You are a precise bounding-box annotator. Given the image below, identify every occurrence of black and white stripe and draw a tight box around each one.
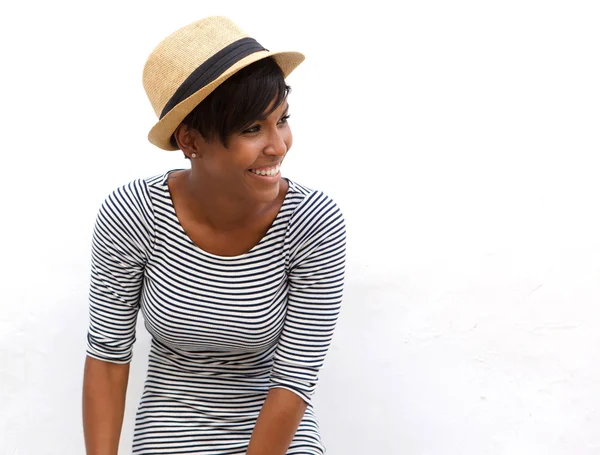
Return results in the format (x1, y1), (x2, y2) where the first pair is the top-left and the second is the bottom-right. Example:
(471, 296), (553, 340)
(86, 170), (346, 454)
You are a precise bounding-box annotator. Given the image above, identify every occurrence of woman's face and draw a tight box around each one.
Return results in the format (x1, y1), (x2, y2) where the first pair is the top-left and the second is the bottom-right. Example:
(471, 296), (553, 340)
(192, 99), (292, 204)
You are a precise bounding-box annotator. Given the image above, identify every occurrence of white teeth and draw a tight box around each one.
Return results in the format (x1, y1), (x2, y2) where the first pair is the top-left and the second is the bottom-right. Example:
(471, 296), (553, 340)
(250, 164), (280, 176)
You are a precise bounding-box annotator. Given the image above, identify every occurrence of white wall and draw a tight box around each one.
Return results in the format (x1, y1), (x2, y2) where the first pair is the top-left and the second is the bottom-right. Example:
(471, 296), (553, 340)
(1, 1), (599, 454)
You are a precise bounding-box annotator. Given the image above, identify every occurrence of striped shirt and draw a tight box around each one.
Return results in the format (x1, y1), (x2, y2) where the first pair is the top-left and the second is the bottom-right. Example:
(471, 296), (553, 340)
(86, 170), (346, 454)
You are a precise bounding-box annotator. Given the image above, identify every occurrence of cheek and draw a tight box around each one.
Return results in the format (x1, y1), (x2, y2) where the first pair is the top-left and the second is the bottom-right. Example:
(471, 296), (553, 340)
(228, 143), (262, 171)
(204, 150), (241, 176)
(284, 129), (293, 151)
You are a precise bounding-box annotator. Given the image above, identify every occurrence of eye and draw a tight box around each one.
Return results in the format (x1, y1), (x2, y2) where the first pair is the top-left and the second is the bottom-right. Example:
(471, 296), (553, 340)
(241, 114), (290, 134)
(242, 125), (260, 134)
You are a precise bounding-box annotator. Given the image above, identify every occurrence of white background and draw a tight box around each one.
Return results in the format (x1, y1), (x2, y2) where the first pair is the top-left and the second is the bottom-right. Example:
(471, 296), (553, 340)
(1, 1), (599, 454)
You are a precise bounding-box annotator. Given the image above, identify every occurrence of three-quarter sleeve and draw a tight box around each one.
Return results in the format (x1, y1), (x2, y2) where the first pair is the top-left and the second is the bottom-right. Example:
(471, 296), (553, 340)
(86, 179), (155, 364)
(270, 191), (347, 403)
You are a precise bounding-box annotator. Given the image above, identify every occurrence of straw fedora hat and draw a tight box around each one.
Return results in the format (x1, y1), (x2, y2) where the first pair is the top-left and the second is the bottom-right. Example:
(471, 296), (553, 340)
(143, 16), (305, 151)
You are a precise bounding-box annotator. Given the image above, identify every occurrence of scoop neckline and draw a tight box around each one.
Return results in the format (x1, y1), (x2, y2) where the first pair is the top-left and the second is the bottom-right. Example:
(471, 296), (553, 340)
(160, 168), (292, 260)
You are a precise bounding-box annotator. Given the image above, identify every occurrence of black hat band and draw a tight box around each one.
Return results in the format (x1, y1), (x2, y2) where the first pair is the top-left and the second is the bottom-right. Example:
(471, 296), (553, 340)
(160, 37), (267, 119)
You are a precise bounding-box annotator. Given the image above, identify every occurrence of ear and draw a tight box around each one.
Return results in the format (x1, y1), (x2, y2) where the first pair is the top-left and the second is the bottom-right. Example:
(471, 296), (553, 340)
(173, 124), (203, 159)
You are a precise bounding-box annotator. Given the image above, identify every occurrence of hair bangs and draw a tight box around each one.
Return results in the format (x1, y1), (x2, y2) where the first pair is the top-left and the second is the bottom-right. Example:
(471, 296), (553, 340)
(173, 58), (290, 149)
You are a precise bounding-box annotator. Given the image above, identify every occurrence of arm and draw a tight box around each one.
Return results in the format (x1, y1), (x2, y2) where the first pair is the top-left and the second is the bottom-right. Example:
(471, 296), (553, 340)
(245, 388), (307, 455)
(82, 180), (154, 454)
(82, 357), (130, 455)
(247, 191), (346, 454)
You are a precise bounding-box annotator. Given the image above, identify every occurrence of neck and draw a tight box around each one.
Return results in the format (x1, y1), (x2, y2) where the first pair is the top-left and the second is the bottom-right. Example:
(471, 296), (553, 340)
(180, 168), (272, 231)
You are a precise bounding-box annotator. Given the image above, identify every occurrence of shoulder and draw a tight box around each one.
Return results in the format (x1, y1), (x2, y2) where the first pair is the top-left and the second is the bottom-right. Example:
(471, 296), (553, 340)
(95, 173), (168, 236)
(92, 174), (166, 258)
(284, 178), (346, 248)
(286, 178), (344, 224)
(100, 178), (152, 220)
(99, 170), (172, 216)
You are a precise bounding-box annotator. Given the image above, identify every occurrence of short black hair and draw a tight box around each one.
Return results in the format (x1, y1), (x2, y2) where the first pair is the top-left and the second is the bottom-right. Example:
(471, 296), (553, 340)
(171, 57), (290, 149)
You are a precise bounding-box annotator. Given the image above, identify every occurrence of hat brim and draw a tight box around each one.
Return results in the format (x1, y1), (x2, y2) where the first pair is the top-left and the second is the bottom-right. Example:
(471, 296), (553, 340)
(148, 50), (305, 151)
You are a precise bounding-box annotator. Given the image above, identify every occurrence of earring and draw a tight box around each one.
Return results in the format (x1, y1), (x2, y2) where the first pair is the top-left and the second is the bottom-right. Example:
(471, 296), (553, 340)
(191, 153), (197, 159)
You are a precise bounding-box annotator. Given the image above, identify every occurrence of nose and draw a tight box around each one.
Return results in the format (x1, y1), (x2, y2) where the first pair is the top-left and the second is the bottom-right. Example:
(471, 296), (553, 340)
(263, 127), (289, 157)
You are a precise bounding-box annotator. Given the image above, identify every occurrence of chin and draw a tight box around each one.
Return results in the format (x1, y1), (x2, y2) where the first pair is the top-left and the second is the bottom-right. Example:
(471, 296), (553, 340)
(245, 171), (282, 202)
(253, 183), (281, 204)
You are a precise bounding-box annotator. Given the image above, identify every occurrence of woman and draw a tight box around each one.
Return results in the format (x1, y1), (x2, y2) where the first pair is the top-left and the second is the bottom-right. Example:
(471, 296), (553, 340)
(82, 16), (346, 455)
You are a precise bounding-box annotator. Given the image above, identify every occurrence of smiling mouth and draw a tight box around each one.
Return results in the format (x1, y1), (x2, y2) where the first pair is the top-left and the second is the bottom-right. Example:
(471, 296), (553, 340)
(248, 163), (281, 177)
